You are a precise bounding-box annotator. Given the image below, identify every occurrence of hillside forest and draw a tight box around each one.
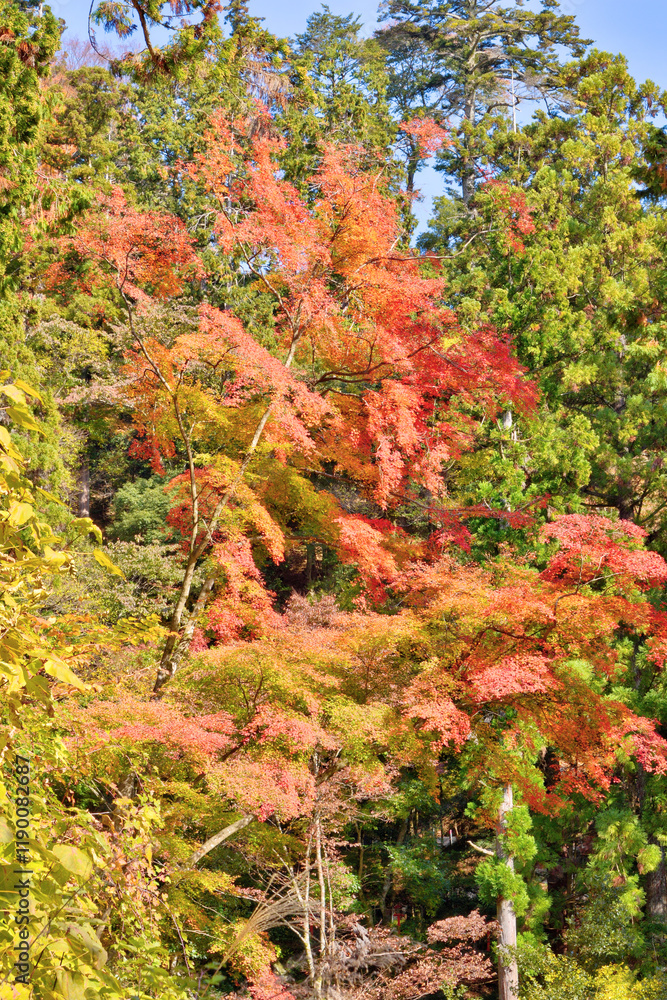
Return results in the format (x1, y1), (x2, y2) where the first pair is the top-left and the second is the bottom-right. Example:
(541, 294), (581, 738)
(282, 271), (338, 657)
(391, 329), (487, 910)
(6, 1), (667, 998)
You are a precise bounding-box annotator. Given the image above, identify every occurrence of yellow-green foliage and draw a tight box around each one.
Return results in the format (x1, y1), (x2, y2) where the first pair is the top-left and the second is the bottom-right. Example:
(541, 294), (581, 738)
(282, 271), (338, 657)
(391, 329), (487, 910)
(0, 403), (190, 999)
(522, 953), (667, 1000)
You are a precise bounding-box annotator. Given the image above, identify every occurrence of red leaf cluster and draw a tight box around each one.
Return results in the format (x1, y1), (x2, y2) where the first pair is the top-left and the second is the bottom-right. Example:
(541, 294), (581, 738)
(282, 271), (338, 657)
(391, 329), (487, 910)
(540, 514), (667, 590)
(45, 187), (201, 306)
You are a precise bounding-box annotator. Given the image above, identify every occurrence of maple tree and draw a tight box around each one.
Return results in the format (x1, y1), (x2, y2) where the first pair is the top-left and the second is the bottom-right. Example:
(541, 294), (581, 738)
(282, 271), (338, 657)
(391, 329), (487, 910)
(386, 512), (667, 997)
(50, 106), (533, 693)
(9, 7), (667, 999)
(54, 501), (667, 995)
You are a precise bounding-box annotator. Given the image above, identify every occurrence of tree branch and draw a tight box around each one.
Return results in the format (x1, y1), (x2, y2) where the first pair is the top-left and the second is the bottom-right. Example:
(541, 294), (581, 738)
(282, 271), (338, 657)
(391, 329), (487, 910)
(468, 840), (495, 857)
(188, 815), (255, 867)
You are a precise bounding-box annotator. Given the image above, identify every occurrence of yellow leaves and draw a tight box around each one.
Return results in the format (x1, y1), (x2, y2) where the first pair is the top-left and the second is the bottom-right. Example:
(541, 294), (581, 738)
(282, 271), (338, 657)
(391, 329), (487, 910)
(0, 984), (32, 1000)
(0, 379), (43, 422)
(93, 548), (125, 578)
(52, 844), (94, 879)
(0, 421), (166, 720)
(40, 546), (69, 569)
(0, 384), (29, 405)
(43, 658), (86, 692)
(5, 405), (40, 433)
(65, 924), (108, 970)
(69, 517), (102, 543)
(6, 501), (33, 527)
(590, 964), (666, 1000)
(55, 969), (86, 1000)
(521, 954), (663, 999)
(0, 426), (13, 452)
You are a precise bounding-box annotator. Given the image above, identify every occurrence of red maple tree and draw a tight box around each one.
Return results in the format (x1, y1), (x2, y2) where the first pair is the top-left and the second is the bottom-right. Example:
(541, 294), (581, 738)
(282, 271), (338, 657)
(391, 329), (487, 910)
(45, 109), (534, 689)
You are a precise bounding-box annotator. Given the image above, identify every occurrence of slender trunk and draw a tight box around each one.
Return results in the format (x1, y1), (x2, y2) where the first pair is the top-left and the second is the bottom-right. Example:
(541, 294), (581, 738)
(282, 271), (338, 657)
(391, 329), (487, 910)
(78, 463), (90, 518)
(154, 572), (215, 692)
(303, 831), (321, 999)
(154, 328), (299, 691)
(496, 784), (519, 1000)
(646, 843), (667, 920)
(187, 814), (254, 867)
(380, 814), (409, 922)
(326, 852), (336, 996)
(315, 817), (330, 998)
(636, 760), (667, 920)
(356, 824), (364, 888)
(461, 80), (477, 207)
(153, 403), (274, 692)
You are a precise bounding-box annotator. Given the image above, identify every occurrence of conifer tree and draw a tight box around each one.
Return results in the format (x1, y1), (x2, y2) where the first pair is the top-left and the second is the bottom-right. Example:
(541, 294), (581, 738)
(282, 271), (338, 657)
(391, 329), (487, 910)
(377, 0), (589, 202)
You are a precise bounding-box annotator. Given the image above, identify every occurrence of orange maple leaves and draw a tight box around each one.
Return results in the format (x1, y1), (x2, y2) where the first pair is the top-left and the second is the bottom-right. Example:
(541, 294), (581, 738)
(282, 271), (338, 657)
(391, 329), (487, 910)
(45, 187), (202, 306)
(188, 111), (534, 509)
(391, 514), (667, 808)
(44, 109), (667, 817)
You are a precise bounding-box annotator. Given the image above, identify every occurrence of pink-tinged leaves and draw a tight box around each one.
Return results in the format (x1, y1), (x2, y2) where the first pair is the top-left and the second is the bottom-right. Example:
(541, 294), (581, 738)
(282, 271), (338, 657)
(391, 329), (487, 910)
(541, 514), (667, 590)
(468, 655), (560, 702)
(400, 117), (450, 157)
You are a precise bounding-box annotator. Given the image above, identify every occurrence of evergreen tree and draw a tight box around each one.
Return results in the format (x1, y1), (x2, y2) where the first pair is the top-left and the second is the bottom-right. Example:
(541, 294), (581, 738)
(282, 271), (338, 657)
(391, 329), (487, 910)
(0, 1), (71, 490)
(422, 52), (667, 550)
(377, 0), (589, 203)
(280, 6), (398, 193)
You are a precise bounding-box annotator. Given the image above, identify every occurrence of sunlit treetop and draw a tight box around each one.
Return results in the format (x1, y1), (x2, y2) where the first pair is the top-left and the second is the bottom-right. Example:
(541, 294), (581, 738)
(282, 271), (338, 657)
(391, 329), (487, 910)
(88, 0), (231, 79)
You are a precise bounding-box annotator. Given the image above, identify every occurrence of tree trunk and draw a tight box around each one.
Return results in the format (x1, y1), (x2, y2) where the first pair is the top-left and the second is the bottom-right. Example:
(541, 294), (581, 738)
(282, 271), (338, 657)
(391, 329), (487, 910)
(380, 814), (409, 922)
(645, 841), (667, 920)
(461, 79), (477, 207)
(496, 784), (519, 1000)
(635, 760), (667, 921)
(187, 814), (254, 867)
(78, 462), (90, 518)
(154, 572), (216, 693)
(153, 388), (277, 692)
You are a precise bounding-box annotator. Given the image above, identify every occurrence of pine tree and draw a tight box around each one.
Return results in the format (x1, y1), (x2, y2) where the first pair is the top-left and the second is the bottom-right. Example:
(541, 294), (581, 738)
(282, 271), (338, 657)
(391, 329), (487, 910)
(377, 0), (588, 203)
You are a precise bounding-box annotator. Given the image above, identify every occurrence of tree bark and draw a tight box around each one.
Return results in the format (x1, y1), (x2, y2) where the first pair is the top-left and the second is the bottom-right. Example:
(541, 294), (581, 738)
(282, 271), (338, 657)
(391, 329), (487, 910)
(153, 572), (216, 692)
(496, 784), (519, 1000)
(635, 760), (667, 921)
(380, 814), (409, 922)
(153, 362), (282, 692)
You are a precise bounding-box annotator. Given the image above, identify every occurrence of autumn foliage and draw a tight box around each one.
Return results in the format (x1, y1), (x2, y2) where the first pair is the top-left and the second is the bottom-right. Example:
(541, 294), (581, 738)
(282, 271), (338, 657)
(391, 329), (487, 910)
(18, 73), (667, 1000)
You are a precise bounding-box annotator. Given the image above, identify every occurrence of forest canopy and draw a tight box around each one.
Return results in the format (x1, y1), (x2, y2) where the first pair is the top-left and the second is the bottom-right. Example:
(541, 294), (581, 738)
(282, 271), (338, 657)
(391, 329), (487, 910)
(3, 2), (667, 999)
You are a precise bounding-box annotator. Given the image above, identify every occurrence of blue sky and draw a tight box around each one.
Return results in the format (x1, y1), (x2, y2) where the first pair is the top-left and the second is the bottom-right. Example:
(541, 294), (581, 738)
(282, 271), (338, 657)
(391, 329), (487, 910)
(55, 0), (667, 87)
(52, 0), (667, 229)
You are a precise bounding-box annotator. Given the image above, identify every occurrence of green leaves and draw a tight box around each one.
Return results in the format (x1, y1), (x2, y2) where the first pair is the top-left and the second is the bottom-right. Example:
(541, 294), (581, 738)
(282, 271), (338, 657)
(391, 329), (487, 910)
(89, 0), (224, 81)
(475, 856), (531, 917)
